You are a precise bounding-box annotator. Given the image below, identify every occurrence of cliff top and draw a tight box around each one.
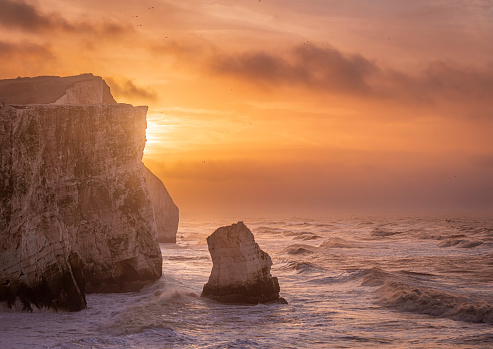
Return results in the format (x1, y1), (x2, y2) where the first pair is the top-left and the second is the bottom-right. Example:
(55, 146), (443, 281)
(0, 74), (117, 105)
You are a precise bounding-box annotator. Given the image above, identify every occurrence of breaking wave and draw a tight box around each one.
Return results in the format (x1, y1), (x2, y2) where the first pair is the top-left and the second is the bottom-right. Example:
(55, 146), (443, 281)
(354, 268), (493, 324)
(375, 281), (493, 324)
(100, 288), (197, 336)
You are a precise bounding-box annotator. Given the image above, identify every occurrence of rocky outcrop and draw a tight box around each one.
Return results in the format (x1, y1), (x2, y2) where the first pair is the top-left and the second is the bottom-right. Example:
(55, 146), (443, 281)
(144, 167), (179, 243)
(0, 75), (163, 311)
(201, 221), (286, 304)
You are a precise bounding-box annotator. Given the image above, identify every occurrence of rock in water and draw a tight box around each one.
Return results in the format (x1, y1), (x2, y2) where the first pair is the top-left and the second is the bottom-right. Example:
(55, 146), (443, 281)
(0, 74), (167, 311)
(144, 166), (179, 243)
(201, 221), (286, 304)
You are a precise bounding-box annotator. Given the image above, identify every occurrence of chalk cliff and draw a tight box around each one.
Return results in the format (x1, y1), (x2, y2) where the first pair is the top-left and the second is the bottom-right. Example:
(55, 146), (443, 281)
(201, 221), (286, 304)
(144, 167), (179, 243)
(0, 73), (116, 105)
(0, 74), (169, 311)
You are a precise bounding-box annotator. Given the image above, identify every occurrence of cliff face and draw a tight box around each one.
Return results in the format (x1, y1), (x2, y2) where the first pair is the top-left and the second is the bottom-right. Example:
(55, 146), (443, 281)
(144, 166), (179, 243)
(0, 75), (165, 311)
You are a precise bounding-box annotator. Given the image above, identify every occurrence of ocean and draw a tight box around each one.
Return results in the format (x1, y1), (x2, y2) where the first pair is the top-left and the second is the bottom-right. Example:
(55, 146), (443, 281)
(1, 216), (492, 348)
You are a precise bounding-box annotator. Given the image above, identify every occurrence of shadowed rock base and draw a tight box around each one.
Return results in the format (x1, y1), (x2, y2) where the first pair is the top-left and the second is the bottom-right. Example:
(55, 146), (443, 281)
(202, 277), (287, 304)
(0, 251), (86, 312)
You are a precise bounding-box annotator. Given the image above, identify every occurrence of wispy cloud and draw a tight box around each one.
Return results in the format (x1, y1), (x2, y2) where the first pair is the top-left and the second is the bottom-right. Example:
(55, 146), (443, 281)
(105, 77), (157, 102)
(0, 0), (133, 35)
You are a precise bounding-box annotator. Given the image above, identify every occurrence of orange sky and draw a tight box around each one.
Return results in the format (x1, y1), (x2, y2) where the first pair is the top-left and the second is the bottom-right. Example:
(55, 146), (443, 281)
(1, 0), (492, 217)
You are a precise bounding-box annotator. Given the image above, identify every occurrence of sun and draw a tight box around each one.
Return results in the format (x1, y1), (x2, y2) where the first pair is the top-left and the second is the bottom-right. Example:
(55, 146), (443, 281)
(144, 113), (172, 155)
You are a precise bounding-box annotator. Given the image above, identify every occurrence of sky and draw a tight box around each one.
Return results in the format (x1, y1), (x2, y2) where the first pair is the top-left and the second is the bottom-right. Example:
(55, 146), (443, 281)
(1, 0), (492, 218)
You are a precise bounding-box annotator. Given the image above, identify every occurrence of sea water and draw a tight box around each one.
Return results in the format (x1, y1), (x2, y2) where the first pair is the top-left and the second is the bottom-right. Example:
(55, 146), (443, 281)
(1, 216), (492, 348)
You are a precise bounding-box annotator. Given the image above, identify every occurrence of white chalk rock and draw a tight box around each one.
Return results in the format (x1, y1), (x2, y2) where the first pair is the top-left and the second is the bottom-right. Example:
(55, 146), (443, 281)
(0, 75), (164, 311)
(144, 166), (179, 243)
(202, 221), (286, 304)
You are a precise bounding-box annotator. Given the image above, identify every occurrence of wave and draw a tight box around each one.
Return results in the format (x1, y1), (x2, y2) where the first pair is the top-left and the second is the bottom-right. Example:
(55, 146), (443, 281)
(375, 281), (493, 324)
(356, 268), (393, 286)
(319, 237), (359, 249)
(292, 233), (322, 241)
(307, 269), (386, 285)
(438, 239), (483, 248)
(418, 233), (467, 240)
(279, 261), (323, 274)
(371, 228), (405, 237)
(99, 288), (197, 336)
(255, 226), (283, 235)
(351, 267), (493, 324)
(283, 244), (315, 255)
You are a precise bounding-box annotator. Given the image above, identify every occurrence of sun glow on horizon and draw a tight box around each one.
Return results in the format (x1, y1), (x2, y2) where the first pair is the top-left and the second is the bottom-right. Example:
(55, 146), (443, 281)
(1, 0), (491, 216)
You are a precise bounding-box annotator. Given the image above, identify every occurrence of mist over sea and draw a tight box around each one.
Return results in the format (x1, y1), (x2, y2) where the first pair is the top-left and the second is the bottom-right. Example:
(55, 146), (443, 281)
(1, 215), (492, 348)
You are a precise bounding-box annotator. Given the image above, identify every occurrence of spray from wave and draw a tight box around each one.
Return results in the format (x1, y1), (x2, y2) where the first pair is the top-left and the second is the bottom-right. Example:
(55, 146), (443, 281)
(99, 286), (197, 336)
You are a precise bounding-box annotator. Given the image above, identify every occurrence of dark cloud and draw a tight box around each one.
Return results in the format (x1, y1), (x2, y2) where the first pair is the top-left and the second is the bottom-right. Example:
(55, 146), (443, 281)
(420, 61), (493, 103)
(0, 0), (133, 35)
(106, 78), (157, 102)
(210, 43), (379, 94)
(376, 60), (493, 117)
(205, 42), (493, 116)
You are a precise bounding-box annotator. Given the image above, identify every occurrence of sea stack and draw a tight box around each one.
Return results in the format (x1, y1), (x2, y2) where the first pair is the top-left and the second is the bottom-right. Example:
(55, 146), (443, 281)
(201, 221), (286, 304)
(0, 74), (174, 311)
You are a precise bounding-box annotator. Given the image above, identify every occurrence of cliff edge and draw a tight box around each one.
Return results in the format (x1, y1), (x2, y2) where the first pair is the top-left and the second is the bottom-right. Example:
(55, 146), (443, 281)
(0, 73), (116, 105)
(0, 74), (171, 311)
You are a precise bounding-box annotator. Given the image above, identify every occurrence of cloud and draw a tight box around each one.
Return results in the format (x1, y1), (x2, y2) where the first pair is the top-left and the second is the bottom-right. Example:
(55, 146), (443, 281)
(0, 0), (133, 35)
(0, 40), (55, 77)
(420, 61), (493, 103)
(202, 42), (493, 117)
(0, 40), (52, 58)
(375, 60), (493, 117)
(209, 43), (379, 94)
(105, 77), (157, 102)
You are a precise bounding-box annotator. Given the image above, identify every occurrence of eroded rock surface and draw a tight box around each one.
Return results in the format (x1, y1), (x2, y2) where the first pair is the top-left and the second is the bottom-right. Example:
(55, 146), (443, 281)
(144, 166), (179, 243)
(201, 221), (286, 304)
(0, 75), (163, 311)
